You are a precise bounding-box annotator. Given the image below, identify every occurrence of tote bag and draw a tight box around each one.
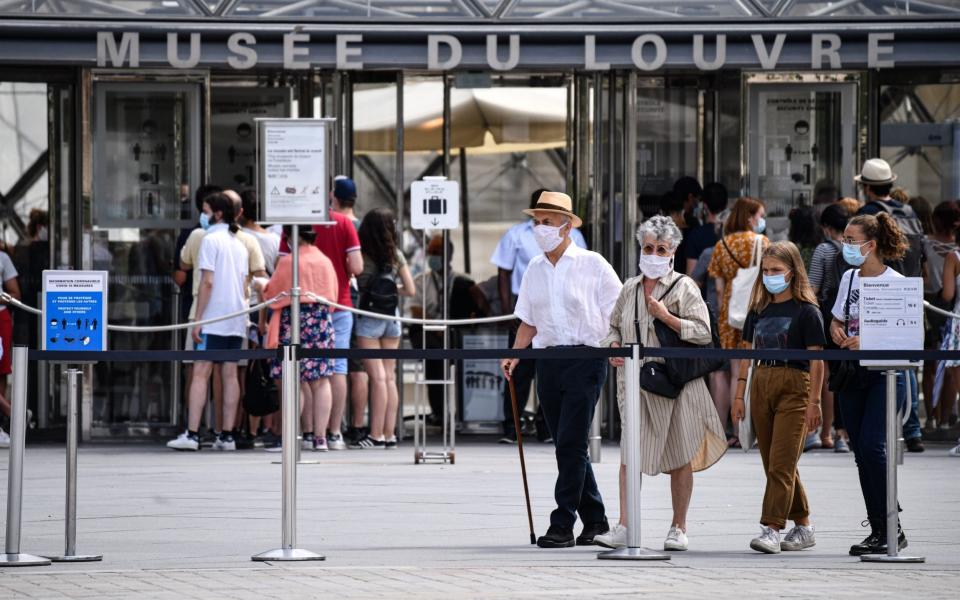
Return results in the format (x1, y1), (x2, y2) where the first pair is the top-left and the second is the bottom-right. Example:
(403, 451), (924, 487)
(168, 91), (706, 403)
(726, 235), (763, 330)
(738, 333), (757, 452)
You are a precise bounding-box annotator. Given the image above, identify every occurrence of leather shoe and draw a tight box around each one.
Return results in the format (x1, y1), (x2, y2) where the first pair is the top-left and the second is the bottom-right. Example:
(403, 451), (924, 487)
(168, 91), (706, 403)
(576, 519), (610, 546)
(537, 524), (575, 548)
(905, 437), (925, 453)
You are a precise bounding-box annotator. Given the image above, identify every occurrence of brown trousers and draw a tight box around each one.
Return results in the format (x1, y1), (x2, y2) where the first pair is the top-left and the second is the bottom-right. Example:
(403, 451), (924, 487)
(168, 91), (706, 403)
(751, 366), (811, 530)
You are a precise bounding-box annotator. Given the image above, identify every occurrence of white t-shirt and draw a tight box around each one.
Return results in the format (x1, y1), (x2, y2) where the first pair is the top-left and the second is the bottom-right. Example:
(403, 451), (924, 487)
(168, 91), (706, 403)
(245, 227), (281, 276)
(0, 251), (17, 313)
(831, 267), (904, 337)
(197, 224), (250, 338)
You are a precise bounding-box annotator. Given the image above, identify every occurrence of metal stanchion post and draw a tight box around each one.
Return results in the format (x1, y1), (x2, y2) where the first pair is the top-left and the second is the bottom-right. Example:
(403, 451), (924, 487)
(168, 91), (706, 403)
(862, 369), (924, 564)
(44, 369), (101, 562)
(253, 225), (323, 562)
(588, 405), (602, 464)
(1, 346), (51, 567)
(598, 344), (669, 561)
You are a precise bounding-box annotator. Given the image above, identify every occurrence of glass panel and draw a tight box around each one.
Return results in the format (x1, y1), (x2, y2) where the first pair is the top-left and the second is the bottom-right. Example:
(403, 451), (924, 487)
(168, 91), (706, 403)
(0, 83), (47, 246)
(210, 87), (292, 189)
(880, 83), (960, 203)
(503, 0), (751, 18)
(4, 0), (202, 16)
(228, 0), (474, 18)
(751, 88), (846, 218)
(353, 81), (399, 216)
(91, 82), (200, 430)
(635, 86), (700, 219)
(781, 0), (960, 17)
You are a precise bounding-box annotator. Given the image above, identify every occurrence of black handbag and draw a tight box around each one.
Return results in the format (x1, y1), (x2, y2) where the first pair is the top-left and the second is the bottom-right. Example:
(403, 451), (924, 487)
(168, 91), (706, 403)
(635, 276), (725, 394)
(639, 361), (682, 399)
(828, 269), (867, 393)
(243, 357), (280, 417)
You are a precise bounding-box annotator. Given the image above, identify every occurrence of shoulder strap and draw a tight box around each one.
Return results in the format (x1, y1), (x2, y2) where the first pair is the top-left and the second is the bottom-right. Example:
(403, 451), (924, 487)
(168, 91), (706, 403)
(751, 235), (764, 266)
(721, 236), (746, 269)
(843, 269), (859, 328)
(657, 275), (686, 302)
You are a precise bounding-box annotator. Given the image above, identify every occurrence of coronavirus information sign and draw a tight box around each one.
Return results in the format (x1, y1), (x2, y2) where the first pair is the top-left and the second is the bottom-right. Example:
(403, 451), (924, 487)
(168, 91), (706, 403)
(41, 270), (109, 352)
(257, 118), (335, 225)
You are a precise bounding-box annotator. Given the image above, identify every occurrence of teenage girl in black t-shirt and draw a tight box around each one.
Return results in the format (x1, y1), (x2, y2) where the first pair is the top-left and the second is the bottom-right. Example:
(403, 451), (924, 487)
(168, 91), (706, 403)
(733, 241), (825, 554)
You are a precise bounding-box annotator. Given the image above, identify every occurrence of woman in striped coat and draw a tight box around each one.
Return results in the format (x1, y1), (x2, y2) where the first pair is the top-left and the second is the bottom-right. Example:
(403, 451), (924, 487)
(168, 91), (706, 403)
(594, 216), (727, 552)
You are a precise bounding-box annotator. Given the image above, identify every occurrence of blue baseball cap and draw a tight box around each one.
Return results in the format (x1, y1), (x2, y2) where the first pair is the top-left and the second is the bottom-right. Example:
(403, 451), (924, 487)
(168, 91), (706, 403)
(333, 177), (357, 201)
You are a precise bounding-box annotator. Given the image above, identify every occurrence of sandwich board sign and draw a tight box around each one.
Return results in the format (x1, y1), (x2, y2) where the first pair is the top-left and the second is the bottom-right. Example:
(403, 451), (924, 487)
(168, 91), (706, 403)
(42, 270), (108, 352)
(411, 176), (460, 230)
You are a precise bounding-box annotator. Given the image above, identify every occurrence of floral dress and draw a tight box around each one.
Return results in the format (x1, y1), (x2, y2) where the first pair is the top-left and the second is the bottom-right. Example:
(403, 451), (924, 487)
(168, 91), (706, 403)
(269, 303), (335, 381)
(707, 231), (769, 349)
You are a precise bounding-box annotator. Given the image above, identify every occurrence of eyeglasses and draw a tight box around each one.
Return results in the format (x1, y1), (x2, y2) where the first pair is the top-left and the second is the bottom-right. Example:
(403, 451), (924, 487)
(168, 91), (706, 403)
(641, 244), (673, 256)
(841, 238), (870, 245)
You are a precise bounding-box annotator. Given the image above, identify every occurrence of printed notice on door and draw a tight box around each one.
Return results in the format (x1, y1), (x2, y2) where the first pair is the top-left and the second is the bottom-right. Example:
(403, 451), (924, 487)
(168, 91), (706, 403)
(859, 276), (923, 367)
(257, 119), (333, 224)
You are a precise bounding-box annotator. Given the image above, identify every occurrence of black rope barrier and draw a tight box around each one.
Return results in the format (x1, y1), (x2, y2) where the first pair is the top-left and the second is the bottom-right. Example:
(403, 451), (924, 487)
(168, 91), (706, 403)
(23, 346), (960, 363)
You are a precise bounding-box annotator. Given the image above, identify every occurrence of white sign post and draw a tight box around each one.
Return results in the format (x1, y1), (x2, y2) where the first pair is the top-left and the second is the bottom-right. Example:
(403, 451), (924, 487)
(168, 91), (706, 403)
(411, 176), (460, 230)
(256, 118), (334, 225)
(859, 276), (923, 368)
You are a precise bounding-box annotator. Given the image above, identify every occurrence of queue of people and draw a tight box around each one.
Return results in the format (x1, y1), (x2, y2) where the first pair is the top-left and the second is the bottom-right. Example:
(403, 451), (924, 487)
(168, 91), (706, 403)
(501, 158), (945, 556)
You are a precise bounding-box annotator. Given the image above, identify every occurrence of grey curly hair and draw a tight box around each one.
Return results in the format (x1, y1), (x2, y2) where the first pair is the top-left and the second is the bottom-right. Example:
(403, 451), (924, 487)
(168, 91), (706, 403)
(636, 215), (683, 250)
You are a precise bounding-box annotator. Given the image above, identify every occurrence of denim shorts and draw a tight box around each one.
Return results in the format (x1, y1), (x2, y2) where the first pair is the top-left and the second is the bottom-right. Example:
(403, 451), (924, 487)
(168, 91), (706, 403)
(355, 313), (401, 339)
(331, 310), (353, 375)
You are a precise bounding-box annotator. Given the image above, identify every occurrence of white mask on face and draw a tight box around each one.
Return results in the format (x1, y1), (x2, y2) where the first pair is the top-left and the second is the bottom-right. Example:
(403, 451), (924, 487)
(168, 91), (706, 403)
(533, 223), (565, 253)
(639, 254), (673, 279)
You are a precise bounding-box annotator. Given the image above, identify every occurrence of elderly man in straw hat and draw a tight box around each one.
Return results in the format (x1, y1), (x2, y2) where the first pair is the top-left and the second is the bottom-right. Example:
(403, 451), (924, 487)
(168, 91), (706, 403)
(501, 191), (623, 548)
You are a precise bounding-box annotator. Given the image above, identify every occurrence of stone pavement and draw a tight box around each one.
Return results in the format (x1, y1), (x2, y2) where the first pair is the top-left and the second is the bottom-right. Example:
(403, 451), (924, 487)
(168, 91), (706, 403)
(1, 440), (958, 599)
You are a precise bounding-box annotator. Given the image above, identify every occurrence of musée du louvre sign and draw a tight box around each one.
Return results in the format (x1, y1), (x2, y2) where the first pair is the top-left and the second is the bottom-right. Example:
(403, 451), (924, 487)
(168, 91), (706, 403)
(95, 31), (900, 71)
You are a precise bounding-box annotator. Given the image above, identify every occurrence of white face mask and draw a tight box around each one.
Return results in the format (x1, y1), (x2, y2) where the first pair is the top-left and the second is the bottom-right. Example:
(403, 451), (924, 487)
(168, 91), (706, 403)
(533, 223), (565, 253)
(639, 254), (673, 279)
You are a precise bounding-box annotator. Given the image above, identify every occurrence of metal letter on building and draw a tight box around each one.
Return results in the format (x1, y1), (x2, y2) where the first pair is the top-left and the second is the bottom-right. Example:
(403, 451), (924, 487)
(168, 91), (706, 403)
(584, 35), (610, 71)
(751, 34), (786, 70)
(96, 32), (140, 68)
(283, 32), (311, 70)
(428, 35), (462, 71)
(812, 33), (843, 70)
(227, 32), (258, 70)
(631, 34), (667, 71)
(337, 34), (364, 70)
(166, 33), (201, 69)
(693, 34), (726, 71)
(868, 32), (896, 69)
(486, 34), (520, 71)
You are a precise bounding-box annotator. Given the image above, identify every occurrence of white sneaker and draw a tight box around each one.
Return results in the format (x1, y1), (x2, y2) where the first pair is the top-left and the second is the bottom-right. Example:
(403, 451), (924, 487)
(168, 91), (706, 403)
(750, 525), (782, 554)
(594, 523), (627, 549)
(948, 441), (960, 457)
(301, 437), (314, 451)
(327, 432), (346, 450)
(166, 431), (199, 451)
(781, 525), (816, 551)
(0, 427), (10, 449)
(664, 525), (688, 551)
(313, 437), (329, 452)
(213, 435), (236, 451)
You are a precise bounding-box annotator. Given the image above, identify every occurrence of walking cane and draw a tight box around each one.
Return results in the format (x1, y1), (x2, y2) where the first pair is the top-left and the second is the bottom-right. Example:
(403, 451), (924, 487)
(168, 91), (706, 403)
(508, 376), (536, 545)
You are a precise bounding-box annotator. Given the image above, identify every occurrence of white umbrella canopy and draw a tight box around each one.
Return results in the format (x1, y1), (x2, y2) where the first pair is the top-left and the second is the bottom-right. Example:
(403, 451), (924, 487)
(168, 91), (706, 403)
(352, 82), (568, 153)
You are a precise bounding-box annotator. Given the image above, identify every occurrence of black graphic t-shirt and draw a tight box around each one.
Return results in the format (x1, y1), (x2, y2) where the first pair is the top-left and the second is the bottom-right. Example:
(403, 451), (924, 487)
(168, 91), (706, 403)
(742, 299), (826, 371)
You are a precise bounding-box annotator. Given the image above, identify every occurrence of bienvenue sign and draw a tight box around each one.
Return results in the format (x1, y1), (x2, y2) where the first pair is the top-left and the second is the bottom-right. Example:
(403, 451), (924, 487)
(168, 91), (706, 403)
(96, 31), (899, 71)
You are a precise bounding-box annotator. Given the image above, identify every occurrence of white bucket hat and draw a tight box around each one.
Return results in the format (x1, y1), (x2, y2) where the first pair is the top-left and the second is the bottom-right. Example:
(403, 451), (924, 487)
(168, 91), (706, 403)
(855, 158), (897, 186)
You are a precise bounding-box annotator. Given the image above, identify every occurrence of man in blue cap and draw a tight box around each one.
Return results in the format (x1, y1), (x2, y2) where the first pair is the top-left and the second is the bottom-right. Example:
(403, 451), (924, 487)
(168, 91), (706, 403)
(333, 176), (360, 230)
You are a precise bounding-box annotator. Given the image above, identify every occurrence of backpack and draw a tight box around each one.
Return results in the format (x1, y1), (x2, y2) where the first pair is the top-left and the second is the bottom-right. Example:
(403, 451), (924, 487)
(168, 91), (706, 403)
(866, 199), (925, 278)
(358, 263), (399, 315)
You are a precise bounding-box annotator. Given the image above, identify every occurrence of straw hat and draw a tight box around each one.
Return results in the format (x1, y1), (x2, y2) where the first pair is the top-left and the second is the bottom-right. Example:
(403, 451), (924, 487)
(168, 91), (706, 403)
(855, 158), (897, 186)
(522, 191), (583, 228)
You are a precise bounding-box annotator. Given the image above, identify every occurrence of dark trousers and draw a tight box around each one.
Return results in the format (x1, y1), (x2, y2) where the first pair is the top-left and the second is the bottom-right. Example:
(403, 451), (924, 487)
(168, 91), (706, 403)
(839, 372), (906, 522)
(536, 355), (607, 529)
(502, 358), (547, 437)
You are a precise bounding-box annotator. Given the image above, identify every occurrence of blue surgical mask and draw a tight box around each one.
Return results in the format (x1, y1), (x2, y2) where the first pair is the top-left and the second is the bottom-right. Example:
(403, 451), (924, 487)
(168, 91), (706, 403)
(199, 213), (211, 230)
(842, 242), (869, 267)
(753, 217), (766, 234)
(427, 255), (443, 272)
(762, 273), (790, 295)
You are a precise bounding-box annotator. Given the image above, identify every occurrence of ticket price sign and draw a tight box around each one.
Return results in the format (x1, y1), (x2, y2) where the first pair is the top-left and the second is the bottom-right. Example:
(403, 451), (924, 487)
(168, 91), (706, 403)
(411, 176), (460, 230)
(256, 118), (335, 225)
(859, 276), (923, 368)
(41, 270), (108, 352)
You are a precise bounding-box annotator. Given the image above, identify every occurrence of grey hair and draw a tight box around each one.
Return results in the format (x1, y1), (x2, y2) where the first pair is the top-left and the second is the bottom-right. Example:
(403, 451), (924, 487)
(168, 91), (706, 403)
(636, 215), (683, 250)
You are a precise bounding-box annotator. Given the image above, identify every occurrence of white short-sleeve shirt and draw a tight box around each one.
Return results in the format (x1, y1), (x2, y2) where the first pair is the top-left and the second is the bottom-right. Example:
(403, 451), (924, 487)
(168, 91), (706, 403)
(197, 224), (250, 338)
(831, 267), (903, 337)
(514, 243), (622, 348)
(0, 251), (17, 313)
(490, 220), (587, 295)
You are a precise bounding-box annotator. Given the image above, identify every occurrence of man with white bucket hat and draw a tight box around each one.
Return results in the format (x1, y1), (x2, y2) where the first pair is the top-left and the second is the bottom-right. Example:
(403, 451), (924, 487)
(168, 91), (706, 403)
(500, 191), (623, 549)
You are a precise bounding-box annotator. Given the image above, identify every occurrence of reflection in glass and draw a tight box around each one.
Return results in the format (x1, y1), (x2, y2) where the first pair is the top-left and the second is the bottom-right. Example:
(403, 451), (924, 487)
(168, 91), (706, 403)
(636, 87), (699, 219)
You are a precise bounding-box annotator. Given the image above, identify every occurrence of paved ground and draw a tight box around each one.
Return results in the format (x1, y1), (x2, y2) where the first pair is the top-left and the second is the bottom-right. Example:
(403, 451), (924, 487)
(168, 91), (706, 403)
(1, 439), (958, 599)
